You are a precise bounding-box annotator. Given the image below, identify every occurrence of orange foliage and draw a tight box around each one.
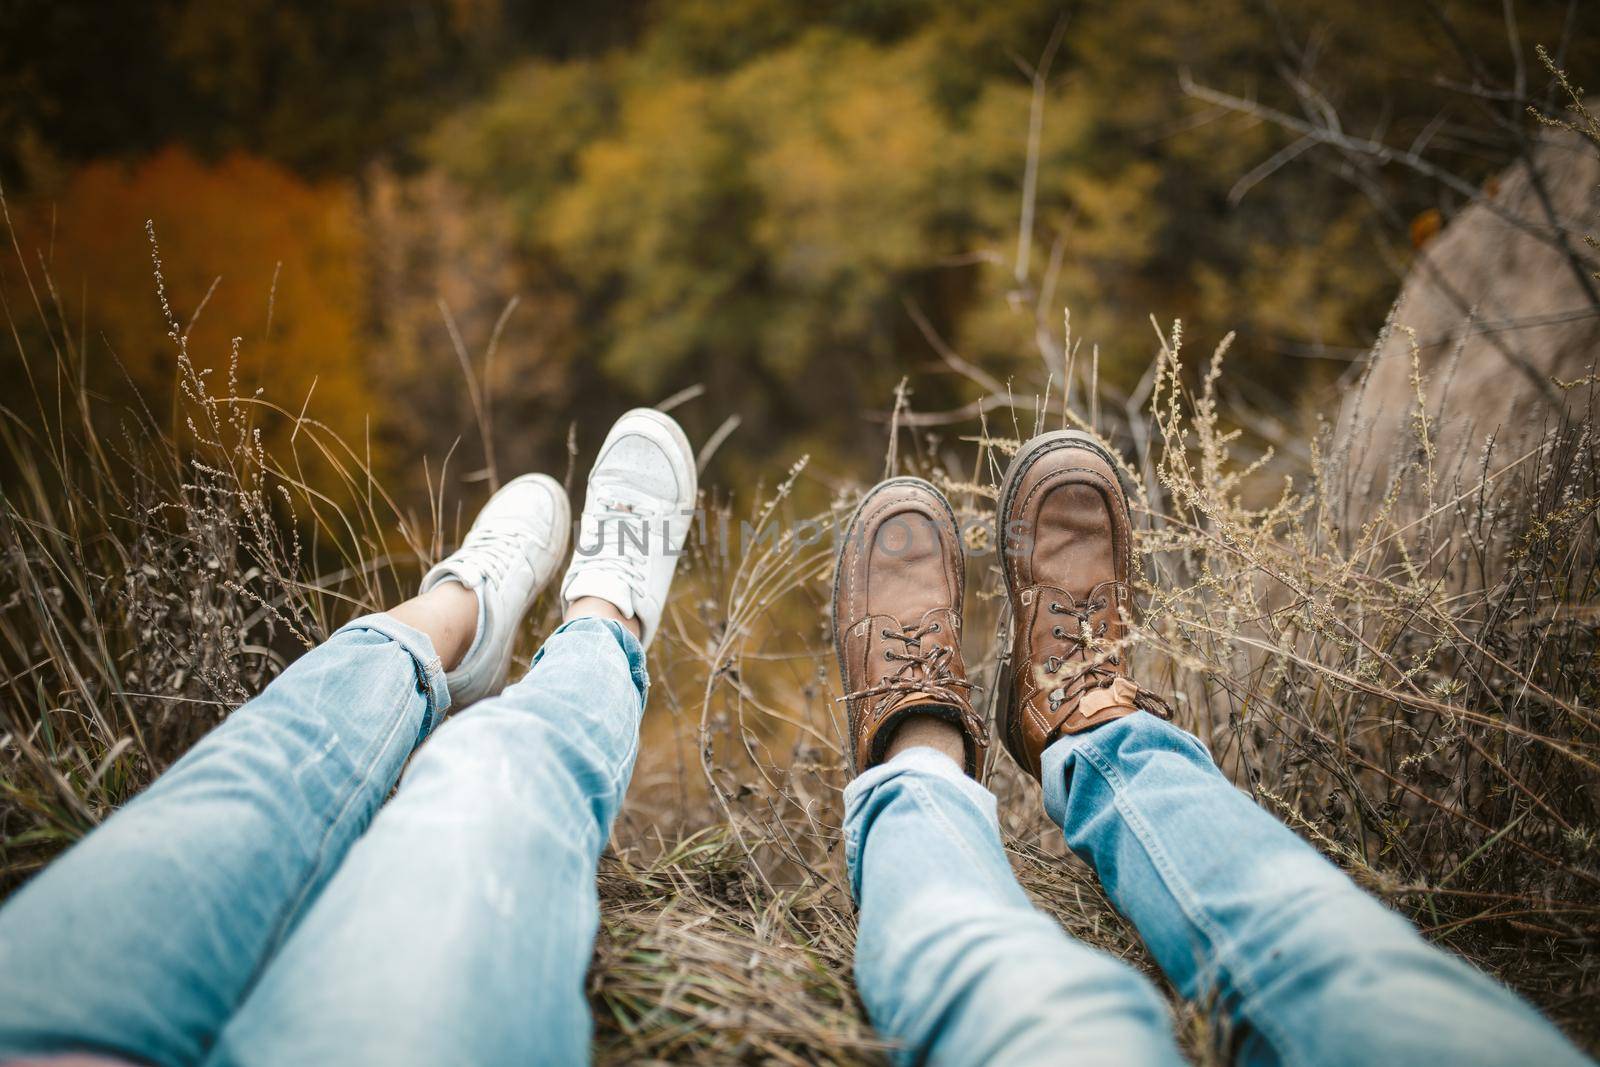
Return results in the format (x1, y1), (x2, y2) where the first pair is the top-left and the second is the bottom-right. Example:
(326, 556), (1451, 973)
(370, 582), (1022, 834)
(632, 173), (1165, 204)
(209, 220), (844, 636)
(1409, 207), (1443, 250)
(10, 146), (373, 476)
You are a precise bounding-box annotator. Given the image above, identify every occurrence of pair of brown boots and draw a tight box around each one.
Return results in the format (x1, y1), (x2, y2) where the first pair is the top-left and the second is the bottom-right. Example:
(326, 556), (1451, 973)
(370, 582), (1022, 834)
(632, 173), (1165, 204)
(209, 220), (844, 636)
(832, 431), (1173, 781)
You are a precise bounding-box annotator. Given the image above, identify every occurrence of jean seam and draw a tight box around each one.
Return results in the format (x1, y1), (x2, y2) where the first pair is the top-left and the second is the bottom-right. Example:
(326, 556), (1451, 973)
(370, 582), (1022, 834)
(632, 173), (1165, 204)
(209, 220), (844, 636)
(526, 618), (645, 814)
(577, 622), (645, 804)
(609, 632), (646, 799)
(214, 661), (418, 1056)
(269, 659), (417, 947)
(605, 724), (642, 806)
(1076, 740), (1305, 1067)
(337, 615), (450, 732)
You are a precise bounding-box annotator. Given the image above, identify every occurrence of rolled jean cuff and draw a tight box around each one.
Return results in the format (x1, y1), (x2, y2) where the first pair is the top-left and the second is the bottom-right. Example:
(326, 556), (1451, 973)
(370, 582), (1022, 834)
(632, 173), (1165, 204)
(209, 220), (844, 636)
(1039, 711), (1209, 829)
(542, 616), (650, 702)
(843, 746), (1000, 899)
(336, 612), (452, 740)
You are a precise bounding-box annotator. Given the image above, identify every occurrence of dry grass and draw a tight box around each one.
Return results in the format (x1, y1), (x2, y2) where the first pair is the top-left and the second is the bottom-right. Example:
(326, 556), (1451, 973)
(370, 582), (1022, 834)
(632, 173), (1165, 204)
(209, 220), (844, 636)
(2, 215), (1598, 1065)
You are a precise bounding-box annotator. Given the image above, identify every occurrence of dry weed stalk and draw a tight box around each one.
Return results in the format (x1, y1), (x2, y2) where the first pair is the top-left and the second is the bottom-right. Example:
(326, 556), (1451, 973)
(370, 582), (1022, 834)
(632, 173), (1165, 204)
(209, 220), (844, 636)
(2, 221), (1596, 1061)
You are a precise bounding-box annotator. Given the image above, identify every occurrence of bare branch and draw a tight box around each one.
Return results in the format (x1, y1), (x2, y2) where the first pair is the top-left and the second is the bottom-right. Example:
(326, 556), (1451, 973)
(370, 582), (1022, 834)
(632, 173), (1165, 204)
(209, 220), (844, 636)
(1014, 14), (1069, 288)
(1179, 67), (1600, 288)
(902, 298), (1005, 397)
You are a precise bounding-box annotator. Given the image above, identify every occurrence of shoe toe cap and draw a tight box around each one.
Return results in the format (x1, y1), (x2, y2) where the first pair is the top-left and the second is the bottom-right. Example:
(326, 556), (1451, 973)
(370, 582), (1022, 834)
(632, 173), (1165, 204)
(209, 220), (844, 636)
(594, 432), (690, 506)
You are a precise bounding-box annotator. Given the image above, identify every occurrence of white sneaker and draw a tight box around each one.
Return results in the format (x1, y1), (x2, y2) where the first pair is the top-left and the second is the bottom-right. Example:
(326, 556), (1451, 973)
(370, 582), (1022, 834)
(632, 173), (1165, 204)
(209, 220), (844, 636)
(560, 409), (696, 648)
(420, 473), (570, 706)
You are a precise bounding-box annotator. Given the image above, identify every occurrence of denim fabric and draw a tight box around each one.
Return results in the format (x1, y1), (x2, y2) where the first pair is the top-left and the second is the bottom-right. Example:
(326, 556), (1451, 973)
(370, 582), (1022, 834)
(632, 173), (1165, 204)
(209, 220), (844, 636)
(846, 714), (1590, 1067)
(0, 613), (446, 1064)
(1041, 712), (1590, 1067)
(209, 616), (645, 1066)
(845, 747), (1185, 1067)
(0, 615), (647, 1067)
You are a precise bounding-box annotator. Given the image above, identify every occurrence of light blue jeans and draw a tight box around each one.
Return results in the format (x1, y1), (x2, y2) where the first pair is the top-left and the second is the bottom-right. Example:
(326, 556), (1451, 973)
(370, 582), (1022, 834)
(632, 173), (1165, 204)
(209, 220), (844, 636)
(0, 613), (647, 1066)
(846, 713), (1592, 1067)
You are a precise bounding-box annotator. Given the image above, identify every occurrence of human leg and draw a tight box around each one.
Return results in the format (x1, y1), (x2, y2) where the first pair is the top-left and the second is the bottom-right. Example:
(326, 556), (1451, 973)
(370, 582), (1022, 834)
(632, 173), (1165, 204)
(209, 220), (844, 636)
(835, 477), (1183, 1066)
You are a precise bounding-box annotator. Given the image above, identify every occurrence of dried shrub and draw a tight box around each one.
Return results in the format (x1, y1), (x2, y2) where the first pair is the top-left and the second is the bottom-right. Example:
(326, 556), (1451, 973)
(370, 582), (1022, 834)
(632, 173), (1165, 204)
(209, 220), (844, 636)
(2, 227), (1596, 1065)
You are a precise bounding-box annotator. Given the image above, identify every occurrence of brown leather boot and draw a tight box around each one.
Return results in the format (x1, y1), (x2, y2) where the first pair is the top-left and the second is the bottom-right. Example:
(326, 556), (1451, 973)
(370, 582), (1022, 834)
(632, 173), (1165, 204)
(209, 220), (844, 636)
(832, 477), (985, 777)
(993, 431), (1173, 779)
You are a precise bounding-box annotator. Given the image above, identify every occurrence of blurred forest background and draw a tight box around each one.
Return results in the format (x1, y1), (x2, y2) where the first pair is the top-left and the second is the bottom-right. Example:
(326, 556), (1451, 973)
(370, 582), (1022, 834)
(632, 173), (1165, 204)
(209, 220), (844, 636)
(4, 0), (1592, 505)
(5, 3), (1600, 1059)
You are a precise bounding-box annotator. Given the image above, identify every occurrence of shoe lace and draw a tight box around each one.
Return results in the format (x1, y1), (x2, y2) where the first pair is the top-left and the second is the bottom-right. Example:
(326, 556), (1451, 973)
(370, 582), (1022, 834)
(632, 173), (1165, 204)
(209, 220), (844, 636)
(578, 494), (651, 594)
(843, 620), (978, 708)
(460, 526), (527, 586)
(1040, 588), (1172, 718)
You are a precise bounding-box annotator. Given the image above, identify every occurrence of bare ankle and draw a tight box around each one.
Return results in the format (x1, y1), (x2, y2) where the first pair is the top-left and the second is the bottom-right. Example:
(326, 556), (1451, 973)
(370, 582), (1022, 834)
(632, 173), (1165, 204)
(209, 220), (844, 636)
(883, 712), (967, 768)
(388, 581), (480, 672)
(565, 595), (643, 640)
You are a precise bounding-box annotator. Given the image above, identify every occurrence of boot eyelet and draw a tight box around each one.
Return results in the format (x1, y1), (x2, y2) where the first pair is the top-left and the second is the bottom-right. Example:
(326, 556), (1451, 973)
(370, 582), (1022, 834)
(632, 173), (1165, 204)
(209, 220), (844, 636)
(928, 622), (940, 632)
(1052, 626), (1067, 639)
(880, 628), (891, 638)
(883, 650), (895, 660)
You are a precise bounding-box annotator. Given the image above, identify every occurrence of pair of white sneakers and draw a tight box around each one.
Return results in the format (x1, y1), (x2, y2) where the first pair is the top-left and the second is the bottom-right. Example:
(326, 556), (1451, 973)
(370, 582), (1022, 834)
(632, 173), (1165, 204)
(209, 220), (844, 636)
(419, 408), (697, 707)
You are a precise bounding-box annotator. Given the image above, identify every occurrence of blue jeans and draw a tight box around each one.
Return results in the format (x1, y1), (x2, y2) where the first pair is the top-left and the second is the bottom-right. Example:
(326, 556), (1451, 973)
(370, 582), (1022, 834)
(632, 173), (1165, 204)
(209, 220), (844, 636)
(847, 714), (1591, 1067)
(0, 613), (647, 1066)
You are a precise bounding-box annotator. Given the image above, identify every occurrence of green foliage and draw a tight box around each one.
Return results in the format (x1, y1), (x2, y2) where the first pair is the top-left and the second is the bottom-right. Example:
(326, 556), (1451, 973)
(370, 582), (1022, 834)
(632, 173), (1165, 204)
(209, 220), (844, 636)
(425, 0), (1593, 476)
(6, 0), (1591, 491)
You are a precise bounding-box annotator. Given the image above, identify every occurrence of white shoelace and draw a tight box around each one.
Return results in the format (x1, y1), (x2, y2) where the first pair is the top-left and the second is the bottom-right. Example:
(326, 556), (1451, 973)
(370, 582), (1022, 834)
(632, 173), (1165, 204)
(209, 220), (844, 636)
(458, 526), (528, 586)
(577, 496), (654, 594)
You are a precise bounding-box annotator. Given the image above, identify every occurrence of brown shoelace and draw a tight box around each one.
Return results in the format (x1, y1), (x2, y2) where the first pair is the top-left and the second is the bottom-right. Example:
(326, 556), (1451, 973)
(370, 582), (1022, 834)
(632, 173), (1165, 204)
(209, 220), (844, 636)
(842, 620), (983, 738)
(1040, 591), (1173, 719)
